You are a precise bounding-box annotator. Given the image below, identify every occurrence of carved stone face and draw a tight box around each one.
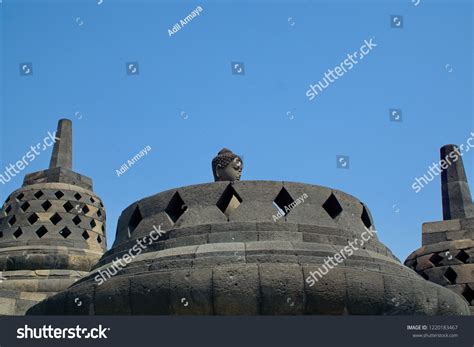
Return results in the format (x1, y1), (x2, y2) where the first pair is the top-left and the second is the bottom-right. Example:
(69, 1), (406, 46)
(216, 157), (242, 181)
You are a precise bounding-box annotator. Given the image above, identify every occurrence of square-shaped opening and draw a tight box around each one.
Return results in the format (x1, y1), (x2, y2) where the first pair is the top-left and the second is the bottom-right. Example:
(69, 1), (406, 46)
(35, 226), (48, 238)
(34, 191), (44, 199)
(55, 191), (65, 199)
(444, 267), (457, 284)
(20, 201), (31, 212)
(59, 227), (72, 239)
(49, 213), (62, 225)
(42, 200), (53, 211)
(8, 216), (17, 226)
(455, 250), (469, 264)
(72, 215), (81, 226)
(13, 227), (23, 238)
(63, 201), (74, 213)
(429, 253), (443, 266)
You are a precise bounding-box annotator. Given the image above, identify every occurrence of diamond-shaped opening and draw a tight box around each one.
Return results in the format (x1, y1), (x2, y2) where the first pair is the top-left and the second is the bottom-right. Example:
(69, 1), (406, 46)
(34, 190), (44, 199)
(0, 231), (3, 238)
(8, 216), (17, 226)
(97, 235), (102, 244)
(444, 267), (457, 284)
(49, 213), (62, 225)
(41, 200), (52, 211)
(90, 197), (96, 203)
(216, 184), (242, 218)
(82, 205), (90, 214)
(128, 205), (143, 235)
(418, 270), (429, 280)
(455, 249), (470, 264)
(273, 187), (295, 216)
(72, 215), (81, 226)
(5, 205), (12, 214)
(165, 192), (187, 224)
(13, 227), (23, 238)
(55, 191), (65, 199)
(361, 204), (372, 229)
(100, 202), (104, 208)
(101, 224), (105, 232)
(20, 201), (31, 212)
(96, 209), (102, 218)
(90, 219), (96, 228)
(16, 193), (25, 201)
(409, 258), (418, 270)
(59, 227), (71, 239)
(462, 284), (473, 304)
(63, 201), (74, 212)
(28, 213), (39, 225)
(35, 226), (48, 238)
(82, 230), (90, 240)
(74, 193), (82, 201)
(322, 193), (343, 219)
(429, 253), (443, 266)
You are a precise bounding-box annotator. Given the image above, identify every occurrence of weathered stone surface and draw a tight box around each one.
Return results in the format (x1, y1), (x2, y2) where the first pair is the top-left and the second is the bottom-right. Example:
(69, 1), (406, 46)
(28, 181), (470, 316)
(0, 119), (106, 315)
(405, 144), (474, 314)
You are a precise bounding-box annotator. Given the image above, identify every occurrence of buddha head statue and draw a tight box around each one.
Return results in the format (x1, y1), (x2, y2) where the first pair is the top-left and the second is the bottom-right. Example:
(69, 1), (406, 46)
(212, 148), (243, 182)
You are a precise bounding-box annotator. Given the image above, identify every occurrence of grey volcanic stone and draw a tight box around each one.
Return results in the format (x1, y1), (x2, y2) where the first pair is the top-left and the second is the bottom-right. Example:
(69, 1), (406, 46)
(27, 181), (471, 316)
(404, 144), (474, 314)
(0, 119), (107, 315)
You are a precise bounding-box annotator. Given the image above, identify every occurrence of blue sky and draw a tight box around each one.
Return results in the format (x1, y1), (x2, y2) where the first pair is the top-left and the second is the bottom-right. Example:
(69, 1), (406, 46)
(1, 0), (472, 261)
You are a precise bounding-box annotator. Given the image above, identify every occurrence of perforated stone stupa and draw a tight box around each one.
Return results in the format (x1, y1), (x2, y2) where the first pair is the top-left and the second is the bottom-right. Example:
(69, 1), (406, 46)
(27, 148), (470, 315)
(0, 119), (107, 315)
(405, 145), (474, 315)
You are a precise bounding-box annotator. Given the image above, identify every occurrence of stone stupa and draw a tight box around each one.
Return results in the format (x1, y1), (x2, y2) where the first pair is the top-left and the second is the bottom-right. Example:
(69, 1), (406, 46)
(0, 119), (107, 315)
(27, 148), (469, 315)
(405, 145), (474, 315)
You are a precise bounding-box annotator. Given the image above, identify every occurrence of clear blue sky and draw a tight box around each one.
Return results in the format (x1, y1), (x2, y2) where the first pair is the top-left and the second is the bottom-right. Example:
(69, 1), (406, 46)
(1, 0), (472, 261)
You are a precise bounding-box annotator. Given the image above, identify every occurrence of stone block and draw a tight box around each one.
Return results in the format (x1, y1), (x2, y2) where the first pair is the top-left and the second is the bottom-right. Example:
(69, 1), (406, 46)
(212, 264), (260, 314)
